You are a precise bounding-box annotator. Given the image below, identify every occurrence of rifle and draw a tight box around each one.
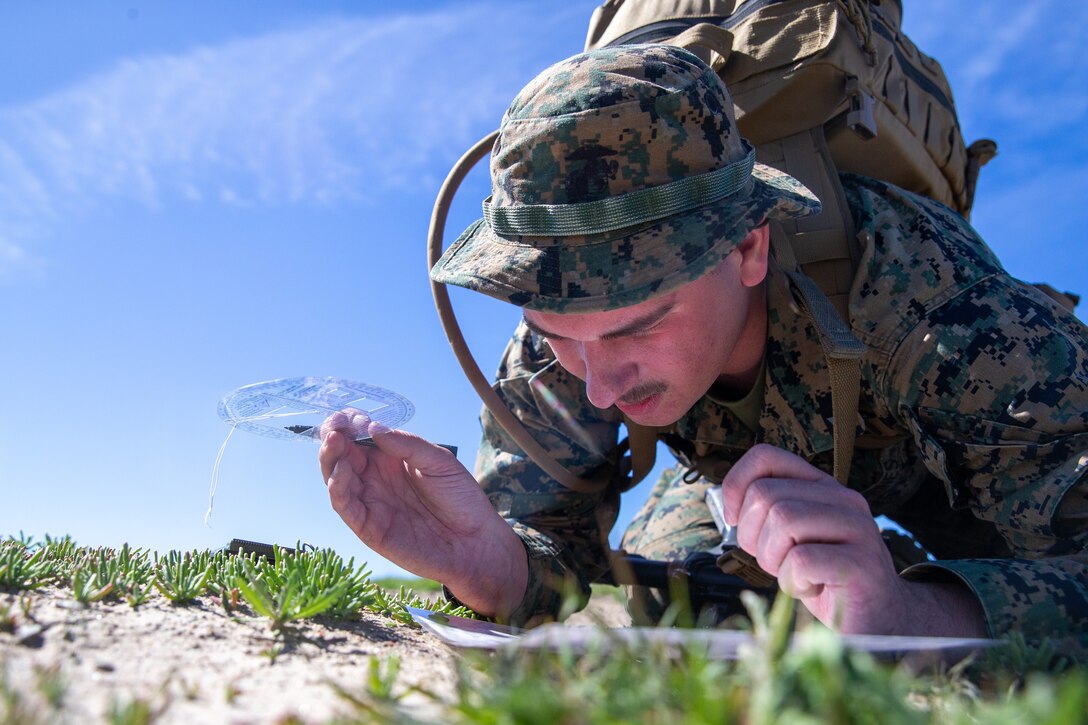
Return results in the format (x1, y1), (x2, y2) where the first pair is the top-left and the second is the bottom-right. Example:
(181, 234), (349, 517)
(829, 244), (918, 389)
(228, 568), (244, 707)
(601, 550), (776, 622)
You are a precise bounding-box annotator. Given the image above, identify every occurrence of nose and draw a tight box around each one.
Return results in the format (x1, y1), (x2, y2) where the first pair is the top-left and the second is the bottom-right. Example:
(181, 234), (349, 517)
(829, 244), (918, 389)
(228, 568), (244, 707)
(580, 341), (632, 410)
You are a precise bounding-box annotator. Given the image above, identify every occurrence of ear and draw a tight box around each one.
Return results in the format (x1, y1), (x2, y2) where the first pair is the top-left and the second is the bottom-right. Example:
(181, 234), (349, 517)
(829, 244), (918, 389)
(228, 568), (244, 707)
(736, 223), (770, 288)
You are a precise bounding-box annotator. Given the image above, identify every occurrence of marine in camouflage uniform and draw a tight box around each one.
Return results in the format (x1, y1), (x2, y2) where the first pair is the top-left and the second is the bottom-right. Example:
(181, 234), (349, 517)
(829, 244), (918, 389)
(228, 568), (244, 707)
(430, 45), (1088, 657)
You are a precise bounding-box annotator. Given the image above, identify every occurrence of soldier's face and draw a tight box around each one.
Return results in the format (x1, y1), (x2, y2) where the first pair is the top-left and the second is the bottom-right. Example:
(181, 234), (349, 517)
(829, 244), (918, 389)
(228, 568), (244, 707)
(522, 226), (770, 426)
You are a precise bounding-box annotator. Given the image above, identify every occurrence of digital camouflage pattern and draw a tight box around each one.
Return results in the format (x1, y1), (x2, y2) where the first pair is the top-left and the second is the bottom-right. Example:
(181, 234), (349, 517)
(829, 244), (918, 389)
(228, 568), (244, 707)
(430, 45), (820, 313)
(475, 174), (1088, 659)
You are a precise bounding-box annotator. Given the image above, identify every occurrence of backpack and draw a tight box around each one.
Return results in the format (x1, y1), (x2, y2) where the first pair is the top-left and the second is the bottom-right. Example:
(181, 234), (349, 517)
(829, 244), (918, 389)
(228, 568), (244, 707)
(585, 0), (1007, 488)
(586, 0), (990, 218)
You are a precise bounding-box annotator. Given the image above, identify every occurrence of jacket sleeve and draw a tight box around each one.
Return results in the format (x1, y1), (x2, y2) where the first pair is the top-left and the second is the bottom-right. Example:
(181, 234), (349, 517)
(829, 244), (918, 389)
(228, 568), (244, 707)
(887, 272), (1088, 659)
(473, 321), (623, 625)
(840, 174), (1088, 658)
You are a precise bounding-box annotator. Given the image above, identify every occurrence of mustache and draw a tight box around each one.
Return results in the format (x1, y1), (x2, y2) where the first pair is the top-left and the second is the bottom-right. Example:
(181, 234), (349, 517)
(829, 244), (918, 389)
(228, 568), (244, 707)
(619, 381), (667, 405)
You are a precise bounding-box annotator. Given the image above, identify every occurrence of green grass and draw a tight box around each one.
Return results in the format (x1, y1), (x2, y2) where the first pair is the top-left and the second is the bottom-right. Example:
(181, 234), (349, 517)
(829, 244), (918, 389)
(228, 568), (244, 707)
(0, 534), (473, 628)
(331, 592), (1088, 724)
(0, 539), (56, 592)
(153, 549), (212, 604)
(2, 533), (1087, 724)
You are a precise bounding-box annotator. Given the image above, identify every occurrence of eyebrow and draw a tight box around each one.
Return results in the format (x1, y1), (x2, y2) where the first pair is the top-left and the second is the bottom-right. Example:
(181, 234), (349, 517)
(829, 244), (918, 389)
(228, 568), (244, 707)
(522, 300), (675, 342)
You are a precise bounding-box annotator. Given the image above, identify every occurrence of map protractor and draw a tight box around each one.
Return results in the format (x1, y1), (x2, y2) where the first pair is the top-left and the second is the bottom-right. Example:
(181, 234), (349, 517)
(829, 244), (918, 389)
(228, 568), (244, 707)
(217, 376), (415, 442)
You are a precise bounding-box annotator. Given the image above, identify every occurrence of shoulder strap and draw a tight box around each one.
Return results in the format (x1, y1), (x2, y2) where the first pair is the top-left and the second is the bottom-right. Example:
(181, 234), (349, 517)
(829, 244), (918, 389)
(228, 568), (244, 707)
(770, 219), (866, 485)
(764, 125), (868, 485)
(759, 126), (860, 321)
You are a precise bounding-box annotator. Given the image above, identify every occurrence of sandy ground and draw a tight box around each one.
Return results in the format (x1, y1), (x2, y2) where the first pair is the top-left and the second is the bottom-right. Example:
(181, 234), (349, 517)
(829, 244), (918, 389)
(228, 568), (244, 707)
(0, 586), (631, 723)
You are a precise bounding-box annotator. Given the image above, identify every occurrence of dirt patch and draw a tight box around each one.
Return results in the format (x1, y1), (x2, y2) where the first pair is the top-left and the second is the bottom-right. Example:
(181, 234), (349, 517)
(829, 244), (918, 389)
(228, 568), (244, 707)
(1, 587), (630, 723)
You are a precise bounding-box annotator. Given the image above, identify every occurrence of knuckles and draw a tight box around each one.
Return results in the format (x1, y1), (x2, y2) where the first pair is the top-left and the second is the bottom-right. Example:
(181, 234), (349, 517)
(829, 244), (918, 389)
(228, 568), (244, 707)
(744, 443), (785, 470)
(838, 486), (872, 514)
(762, 498), (807, 533)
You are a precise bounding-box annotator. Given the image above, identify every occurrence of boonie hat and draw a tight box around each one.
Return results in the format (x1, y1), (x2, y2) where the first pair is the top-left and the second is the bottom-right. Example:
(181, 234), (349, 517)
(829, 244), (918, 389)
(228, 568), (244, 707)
(430, 44), (821, 313)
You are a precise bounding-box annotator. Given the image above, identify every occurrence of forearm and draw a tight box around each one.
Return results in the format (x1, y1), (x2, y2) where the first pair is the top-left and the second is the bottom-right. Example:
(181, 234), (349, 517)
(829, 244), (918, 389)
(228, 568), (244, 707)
(896, 579), (987, 638)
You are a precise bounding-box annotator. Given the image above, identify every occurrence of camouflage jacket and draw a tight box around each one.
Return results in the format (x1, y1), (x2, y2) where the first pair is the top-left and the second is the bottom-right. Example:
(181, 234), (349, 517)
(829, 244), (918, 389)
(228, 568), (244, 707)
(475, 174), (1088, 656)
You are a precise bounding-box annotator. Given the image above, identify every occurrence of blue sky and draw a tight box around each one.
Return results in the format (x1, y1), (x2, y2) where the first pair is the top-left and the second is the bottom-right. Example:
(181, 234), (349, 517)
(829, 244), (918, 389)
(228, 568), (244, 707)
(2, 1), (1086, 579)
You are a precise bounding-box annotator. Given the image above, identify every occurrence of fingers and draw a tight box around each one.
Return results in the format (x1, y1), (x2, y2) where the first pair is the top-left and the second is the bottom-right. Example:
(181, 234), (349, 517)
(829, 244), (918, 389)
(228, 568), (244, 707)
(319, 429), (348, 482)
(319, 408), (373, 483)
(320, 408), (371, 441)
(364, 421), (460, 474)
(319, 409), (460, 488)
(733, 477), (872, 549)
(776, 542), (889, 605)
(748, 501), (880, 576)
(720, 444), (893, 623)
(722, 444), (830, 525)
(325, 453), (362, 520)
(776, 543), (844, 599)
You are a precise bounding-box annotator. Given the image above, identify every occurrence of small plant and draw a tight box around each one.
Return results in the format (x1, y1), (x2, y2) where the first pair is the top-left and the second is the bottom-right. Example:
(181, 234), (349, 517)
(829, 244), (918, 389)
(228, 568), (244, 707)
(106, 697), (159, 725)
(259, 643), (283, 664)
(214, 583), (241, 615)
(33, 664), (65, 712)
(739, 591), (925, 725)
(368, 582), (473, 627)
(0, 659), (50, 725)
(113, 544), (154, 607)
(299, 548), (377, 620)
(71, 547), (134, 606)
(0, 600), (16, 634)
(70, 563), (116, 606)
(153, 551), (212, 604)
(331, 655), (411, 722)
(0, 540), (55, 592)
(234, 557), (351, 632)
(105, 677), (171, 725)
(37, 535), (79, 571)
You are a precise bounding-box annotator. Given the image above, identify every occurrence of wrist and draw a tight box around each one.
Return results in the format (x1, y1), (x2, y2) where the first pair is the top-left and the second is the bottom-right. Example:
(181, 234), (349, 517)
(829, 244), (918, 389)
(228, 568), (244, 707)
(443, 523), (528, 620)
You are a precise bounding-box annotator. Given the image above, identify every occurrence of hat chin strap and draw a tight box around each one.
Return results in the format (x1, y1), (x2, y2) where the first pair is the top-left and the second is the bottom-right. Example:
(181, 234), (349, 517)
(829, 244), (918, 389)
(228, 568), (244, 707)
(429, 130), (619, 495)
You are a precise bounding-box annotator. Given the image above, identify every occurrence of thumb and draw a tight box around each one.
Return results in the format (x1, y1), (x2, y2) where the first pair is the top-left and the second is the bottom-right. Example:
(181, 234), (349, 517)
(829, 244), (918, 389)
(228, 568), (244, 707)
(365, 420), (460, 473)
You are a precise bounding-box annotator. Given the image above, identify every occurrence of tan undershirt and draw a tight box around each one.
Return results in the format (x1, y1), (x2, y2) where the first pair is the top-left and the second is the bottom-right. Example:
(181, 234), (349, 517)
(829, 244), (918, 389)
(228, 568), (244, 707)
(706, 355), (766, 434)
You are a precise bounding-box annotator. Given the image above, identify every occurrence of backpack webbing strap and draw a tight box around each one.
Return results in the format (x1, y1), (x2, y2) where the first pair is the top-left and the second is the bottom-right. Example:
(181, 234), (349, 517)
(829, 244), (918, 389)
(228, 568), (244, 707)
(670, 21), (735, 68)
(761, 125), (866, 486)
(771, 220), (866, 486)
(758, 126), (861, 322)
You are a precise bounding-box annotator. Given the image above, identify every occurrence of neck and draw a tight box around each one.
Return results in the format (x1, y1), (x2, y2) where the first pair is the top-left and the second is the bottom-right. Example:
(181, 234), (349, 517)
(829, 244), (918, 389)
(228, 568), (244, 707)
(715, 281), (767, 394)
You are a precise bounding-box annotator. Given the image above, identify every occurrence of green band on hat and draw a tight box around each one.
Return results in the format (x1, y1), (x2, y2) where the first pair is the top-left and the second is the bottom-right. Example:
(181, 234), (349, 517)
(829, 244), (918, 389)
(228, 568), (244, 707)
(483, 146), (756, 237)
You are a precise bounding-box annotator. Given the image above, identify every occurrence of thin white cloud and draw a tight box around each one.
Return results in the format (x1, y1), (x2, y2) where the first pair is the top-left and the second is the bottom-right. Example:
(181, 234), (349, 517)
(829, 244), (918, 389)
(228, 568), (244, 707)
(0, 2), (590, 275)
(904, 1), (1088, 137)
(958, 4), (1045, 86)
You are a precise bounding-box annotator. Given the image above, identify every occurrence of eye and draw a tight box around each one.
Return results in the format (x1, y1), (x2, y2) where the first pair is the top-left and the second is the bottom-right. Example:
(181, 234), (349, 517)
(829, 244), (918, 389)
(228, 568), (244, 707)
(633, 317), (667, 337)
